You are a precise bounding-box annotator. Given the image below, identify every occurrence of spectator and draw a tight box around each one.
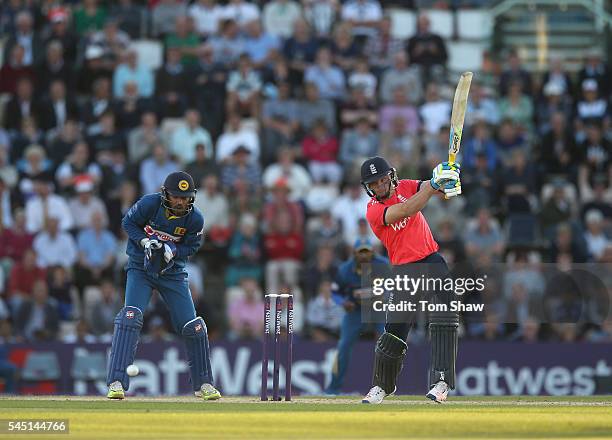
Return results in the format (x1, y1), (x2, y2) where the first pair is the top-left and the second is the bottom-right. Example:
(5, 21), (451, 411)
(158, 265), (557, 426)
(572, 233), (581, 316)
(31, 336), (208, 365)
(340, 86), (377, 130)
(110, 0), (145, 38)
(128, 112), (162, 164)
(113, 81), (152, 131)
(209, 19), (246, 67)
(216, 113), (260, 164)
(16, 143), (52, 199)
(496, 118), (527, 164)
(194, 175), (230, 233)
(106, 180), (138, 236)
(283, 18), (319, 85)
(263, 177), (304, 233)
(221, 146), (262, 193)
(420, 83), (451, 136)
(339, 117), (379, 172)
(75, 212), (117, 291)
(15, 279), (59, 341)
(33, 216), (77, 269)
(47, 265), (76, 321)
(298, 82), (337, 133)
(306, 279), (344, 340)
(347, 57), (377, 101)
(549, 223), (588, 264)
(1, 210), (34, 264)
(331, 182), (370, 245)
(302, 244), (338, 299)
(341, 0), (382, 40)
(379, 86), (421, 135)
(498, 81), (534, 134)
(330, 22), (360, 72)
(2, 10), (43, 67)
(364, 15), (404, 73)
(406, 14), (447, 80)
(25, 176), (73, 234)
(155, 47), (190, 115)
(7, 249), (46, 312)
(37, 80), (79, 133)
(226, 214), (262, 285)
(302, 0), (337, 38)
(189, 0), (224, 37)
(578, 48), (610, 97)
(62, 320), (98, 343)
(536, 81), (573, 134)
(89, 279), (123, 339)
(465, 84), (500, 128)
(139, 143), (180, 195)
(0, 145), (17, 191)
(243, 19), (280, 69)
(227, 277), (264, 339)
(90, 19), (131, 65)
(262, 147), (312, 201)
(577, 122), (610, 176)
(55, 141), (103, 194)
(69, 177), (109, 231)
(77, 44), (114, 95)
(540, 55), (573, 98)
(461, 119), (498, 173)
(73, 0), (108, 36)
(36, 41), (75, 96)
(263, 0), (302, 39)
(264, 210), (304, 294)
(261, 81), (300, 162)
(226, 54), (262, 118)
(540, 182), (575, 235)
(575, 79), (609, 134)
(4, 76), (36, 131)
(222, 0), (261, 29)
(301, 119), (342, 184)
(464, 208), (505, 261)
(170, 109), (214, 164)
(583, 210), (610, 262)
(305, 46), (346, 101)
(43, 8), (79, 63)
(82, 78), (113, 128)
(379, 116), (420, 163)
(500, 148), (537, 212)
(112, 48), (154, 98)
(165, 15), (200, 66)
(185, 144), (219, 186)
(499, 50), (533, 97)
(151, 0), (188, 38)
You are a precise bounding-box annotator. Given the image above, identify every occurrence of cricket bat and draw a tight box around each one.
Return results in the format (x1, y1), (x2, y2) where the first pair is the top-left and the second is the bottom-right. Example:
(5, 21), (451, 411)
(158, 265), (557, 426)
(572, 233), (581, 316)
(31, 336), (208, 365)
(448, 71), (473, 163)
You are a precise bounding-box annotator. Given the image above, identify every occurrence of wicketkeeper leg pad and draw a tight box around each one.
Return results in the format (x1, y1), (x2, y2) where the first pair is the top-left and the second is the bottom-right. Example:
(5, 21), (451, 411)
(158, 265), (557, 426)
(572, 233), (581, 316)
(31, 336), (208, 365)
(107, 306), (143, 389)
(372, 332), (408, 395)
(428, 309), (459, 389)
(182, 317), (213, 391)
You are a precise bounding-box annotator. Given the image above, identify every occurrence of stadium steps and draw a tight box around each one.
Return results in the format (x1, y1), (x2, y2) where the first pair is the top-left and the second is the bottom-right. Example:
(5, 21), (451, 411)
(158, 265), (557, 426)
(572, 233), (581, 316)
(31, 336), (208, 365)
(495, 3), (605, 72)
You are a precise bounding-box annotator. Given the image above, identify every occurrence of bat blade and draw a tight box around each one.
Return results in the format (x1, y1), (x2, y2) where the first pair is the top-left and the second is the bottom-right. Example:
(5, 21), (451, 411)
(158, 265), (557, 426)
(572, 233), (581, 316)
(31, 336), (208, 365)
(448, 72), (473, 163)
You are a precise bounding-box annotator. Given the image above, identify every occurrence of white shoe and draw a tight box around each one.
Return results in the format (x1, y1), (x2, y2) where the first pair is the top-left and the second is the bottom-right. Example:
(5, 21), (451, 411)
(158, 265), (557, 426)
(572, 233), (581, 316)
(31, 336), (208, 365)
(107, 381), (125, 399)
(194, 383), (221, 400)
(426, 381), (449, 403)
(361, 386), (387, 404)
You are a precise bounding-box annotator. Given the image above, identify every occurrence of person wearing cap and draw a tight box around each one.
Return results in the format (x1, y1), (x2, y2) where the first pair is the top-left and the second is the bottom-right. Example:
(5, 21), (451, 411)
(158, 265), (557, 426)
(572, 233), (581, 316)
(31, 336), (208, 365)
(359, 156), (460, 404)
(106, 171), (221, 401)
(576, 78), (609, 128)
(325, 238), (387, 395)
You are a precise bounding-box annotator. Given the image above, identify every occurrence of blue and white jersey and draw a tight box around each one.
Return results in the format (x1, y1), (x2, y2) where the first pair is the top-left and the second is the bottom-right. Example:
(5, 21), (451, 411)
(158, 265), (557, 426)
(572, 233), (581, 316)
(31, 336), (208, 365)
(122, 193), (204, 274)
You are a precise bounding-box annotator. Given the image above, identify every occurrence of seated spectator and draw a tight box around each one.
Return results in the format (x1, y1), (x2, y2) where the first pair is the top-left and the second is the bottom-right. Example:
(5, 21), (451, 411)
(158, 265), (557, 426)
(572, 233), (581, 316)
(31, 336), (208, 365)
(339, 117), (379, 174)
(331, 182), (370, 245)
(340, 86), (377, 130)
(586, 319), (612, 342)
(0, 45), (35, 96)
(220, 146), (261, 193)
(154, 46), (189, 116)
(25, 176), (73, 234)
(185, 144), (219, 187)
(282, 18), (319, 86)
(262, 147), (311, 201)
(33, 216), (77, 269)
(165, 15), (200, 66)
(420, 83), (451, 136)
(496, 118), (527, 165)
(298, 82), (337, 134)
(536, 81), (573, 134)
(464, 208), (505, 261)
(539, 181), (574, 235)
(128, 112), (162, 164)
(406, 14), (448, 81)
(305, 46), (346, 101)
(584, 210), (610, 262)
(89, 18), (131, 65)
(15, 280), (59, 342)
(498, 50), (532, 97)
(262, 0), (302, 39)
(87, 111), (127, 163)
(113, 81), (153, 131)
(47, 265), (76, 321)
(578, 122), (610, 176)
(140, 143), (180, 195)
(548, 223), (588, 264)
(263, 178), (304, 233)
(0, 177), (15, 229)
(261, 81), (300, 163)
(0, 143), (17, 191)
(37, 79), (79, 133)
(379, 117), (420, 163)
(216, 113), (260, 164)
(109, 0), (145, 38)
(302, 244), (338, 299)
(62, 320), (98, 343)
(76, 43), (115, 96)
(189, 0), (225, 38)
(222, 0), (261, 29)
(466, 84), (500, 127)
(55, 141), (103, 195)
(330, 22), (360, 72)
(578, 48), (610, 97)
(379, 86), (420, 135)
(461, 119), (498, 173)
(75, 211), (116, 291)
(302, 0), (336, 38)
(47, 119), (82, 167)
(43, 7), (79, 63)
(227, 277), (264, 339)
(500, 148), (536, 212)
(112, 47), (154, 98)
(82, 78), (113, 128)
(380, 52), (422, 105)
(301, 119), (342, 184)
(69, 177), (109, 231)
(7, 249), (46, 313)
(73, 0), (108, 36)
(243, 19), (280, 69)
(579, 172), (612, 219)
(364, 15), (404, 73)
(306, 279), (344, 340)
(194, 175), (230, 234)
(264, 210), (304, 294)
(1, 209), (34, 263)
(340, 0), (382, 40)
(170, 109), (214, 164)
(498, 81), (533, 134)
(538, 112), (577, 179)
(16, 143), (53, 199)
(89, 278), (123, 340)
(575, 79), (609, 132)
(209, 19), (246, 68)
(151, 0), (188, 38)
(226, 54), (262, 118)
(226, 214), (262, 286)
(106, 181), (138, 236)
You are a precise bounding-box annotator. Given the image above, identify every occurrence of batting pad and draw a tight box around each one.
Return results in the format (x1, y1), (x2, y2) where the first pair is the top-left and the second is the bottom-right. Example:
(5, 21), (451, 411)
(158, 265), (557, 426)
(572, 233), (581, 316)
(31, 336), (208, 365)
(373, 332), (408, 395)
(428, 310), (459, 389)
(182, 317), (213, 391)
(107, 306), (143, 389)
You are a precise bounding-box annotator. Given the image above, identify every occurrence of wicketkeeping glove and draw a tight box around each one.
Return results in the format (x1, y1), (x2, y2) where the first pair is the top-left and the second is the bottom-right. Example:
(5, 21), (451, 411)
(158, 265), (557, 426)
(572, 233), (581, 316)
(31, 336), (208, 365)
(141, 236), (163, 259)
(163, 242), (177, 263)
(430, 162), (460, 191)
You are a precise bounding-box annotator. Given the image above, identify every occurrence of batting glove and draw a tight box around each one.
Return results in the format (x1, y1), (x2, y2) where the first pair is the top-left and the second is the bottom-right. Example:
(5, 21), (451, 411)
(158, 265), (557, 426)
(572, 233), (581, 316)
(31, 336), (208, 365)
(163, 242), (177, 263)
(141, 236), (163, 259)
(430, 162), (460, 191)
(443, 178), (462, 198)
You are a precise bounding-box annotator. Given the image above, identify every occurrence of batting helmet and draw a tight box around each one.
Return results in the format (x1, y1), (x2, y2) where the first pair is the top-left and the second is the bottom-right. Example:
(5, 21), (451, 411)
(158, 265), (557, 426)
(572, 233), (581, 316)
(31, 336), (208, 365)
(360, 156), (398, 198)
(161, 171), (196, 216)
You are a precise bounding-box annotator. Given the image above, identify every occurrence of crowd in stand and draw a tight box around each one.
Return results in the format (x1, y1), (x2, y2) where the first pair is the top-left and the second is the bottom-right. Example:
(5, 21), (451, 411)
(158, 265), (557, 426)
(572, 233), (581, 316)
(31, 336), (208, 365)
(0, 0), (611, 347)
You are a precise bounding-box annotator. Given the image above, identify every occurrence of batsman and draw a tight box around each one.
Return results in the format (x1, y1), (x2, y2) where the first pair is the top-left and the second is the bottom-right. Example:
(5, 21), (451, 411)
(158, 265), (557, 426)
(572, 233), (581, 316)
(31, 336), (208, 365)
(106, 171), (221, 400)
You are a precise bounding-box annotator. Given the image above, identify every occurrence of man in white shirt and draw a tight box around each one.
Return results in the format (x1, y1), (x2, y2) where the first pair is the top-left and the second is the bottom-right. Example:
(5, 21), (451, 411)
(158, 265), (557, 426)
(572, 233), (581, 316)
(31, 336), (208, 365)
(189, 0), (225, 37)
(221, 0), (260, 29)
(262, 147), (312, 202)
(170, 109), (213, 164)
(263, 0), (302, 38)
(32, 216), (77, 269)
(340, 0), (383, 39)
(25, 177), (73, 234)
(330, 182), (371, 245)
(194, 175), (230, 232)
(216, 113), (260, 163)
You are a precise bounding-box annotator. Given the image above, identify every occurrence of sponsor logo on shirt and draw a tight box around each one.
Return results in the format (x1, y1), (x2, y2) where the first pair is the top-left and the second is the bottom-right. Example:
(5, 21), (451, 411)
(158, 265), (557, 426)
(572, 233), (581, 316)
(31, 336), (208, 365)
(144, 225), (181, 242)
(389, 217), (409, 232)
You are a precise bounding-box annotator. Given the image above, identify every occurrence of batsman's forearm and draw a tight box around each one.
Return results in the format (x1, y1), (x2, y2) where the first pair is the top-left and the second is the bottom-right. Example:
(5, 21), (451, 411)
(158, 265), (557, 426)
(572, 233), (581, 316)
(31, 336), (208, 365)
(384, 184), (437, 225)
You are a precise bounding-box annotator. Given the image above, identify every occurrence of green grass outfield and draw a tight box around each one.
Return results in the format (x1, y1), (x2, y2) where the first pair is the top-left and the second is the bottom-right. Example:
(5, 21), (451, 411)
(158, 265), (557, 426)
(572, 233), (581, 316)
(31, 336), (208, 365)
(1, 395), (611, 440)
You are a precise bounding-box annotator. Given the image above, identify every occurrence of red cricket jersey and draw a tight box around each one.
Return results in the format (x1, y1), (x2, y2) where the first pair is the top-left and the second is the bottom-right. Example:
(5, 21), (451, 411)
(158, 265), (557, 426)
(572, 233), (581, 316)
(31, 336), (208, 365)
(366, 179), (439, 265)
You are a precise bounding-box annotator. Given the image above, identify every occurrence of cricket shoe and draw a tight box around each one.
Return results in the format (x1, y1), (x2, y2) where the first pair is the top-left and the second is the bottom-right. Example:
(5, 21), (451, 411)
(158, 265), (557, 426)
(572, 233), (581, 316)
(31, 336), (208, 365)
(195, 383), (221, 400)
(361, 386), (390, 404)
(107, 381), (125, 400)
(426, 381), (449, 403)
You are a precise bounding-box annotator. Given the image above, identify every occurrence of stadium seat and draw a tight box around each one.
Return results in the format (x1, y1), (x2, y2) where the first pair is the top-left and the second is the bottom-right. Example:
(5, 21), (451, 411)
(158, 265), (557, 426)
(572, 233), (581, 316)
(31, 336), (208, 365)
(423, 9), (454, 40)
(22, 352), (61, 381)
(131, 40), (163, 70)
(71, 349), (107, 381)
(506, 213), (539, 247)
(388, 8), (417, 39)
(447, 41), (485, 74)
(457, 10), (493, 40)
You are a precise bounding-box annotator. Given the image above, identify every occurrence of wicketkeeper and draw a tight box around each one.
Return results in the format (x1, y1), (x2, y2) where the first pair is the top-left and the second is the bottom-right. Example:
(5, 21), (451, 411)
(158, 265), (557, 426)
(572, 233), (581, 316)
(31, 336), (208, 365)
(106, 171), (220, 400)
(360, 156), (461, 404)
